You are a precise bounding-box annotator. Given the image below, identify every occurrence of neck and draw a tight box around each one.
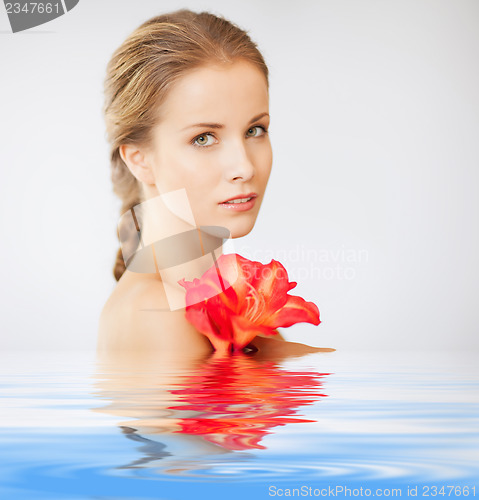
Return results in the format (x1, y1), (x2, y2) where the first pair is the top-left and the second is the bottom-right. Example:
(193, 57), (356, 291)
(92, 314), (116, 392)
(122, 191), (227, 310)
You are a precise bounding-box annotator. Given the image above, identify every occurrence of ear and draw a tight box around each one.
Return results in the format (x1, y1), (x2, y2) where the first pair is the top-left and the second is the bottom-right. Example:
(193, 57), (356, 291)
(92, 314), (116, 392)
(119, 144), (156, 185)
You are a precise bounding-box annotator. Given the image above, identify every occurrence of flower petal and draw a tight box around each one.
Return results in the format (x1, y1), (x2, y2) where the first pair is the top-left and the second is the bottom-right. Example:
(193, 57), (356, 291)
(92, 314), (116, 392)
(219, 254), (262, 305)
(230, 315), (278, 351)
(200, 254), (246, 296)
(251, 260), (292, 313)
(181, 273), (238, 311)
(205, 302), (234, 338)
(184, 305), (217, 337)
(184, 305), (235, 354)
(262, 295), (320, 329)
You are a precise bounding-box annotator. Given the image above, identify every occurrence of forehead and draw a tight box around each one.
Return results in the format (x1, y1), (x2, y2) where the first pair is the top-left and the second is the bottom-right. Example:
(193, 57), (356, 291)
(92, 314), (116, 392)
(159, 61), (269, 125)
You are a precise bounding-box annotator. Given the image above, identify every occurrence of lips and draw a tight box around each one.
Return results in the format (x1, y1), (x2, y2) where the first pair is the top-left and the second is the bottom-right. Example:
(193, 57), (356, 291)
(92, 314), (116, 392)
(219, 193), (257, 204)
(218, 194), (257, 212)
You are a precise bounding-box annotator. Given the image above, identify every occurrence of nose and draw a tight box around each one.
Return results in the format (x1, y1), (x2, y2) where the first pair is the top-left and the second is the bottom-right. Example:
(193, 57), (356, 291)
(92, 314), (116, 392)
(225, 141), (255, 182)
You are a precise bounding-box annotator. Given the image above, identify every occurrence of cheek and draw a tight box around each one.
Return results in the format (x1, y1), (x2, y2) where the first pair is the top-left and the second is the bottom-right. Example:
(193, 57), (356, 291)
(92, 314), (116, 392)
(259, 150), (273, 184)
(185, 168), (217, 194)
(182, 170), (219, 213)
(157, 154), (208, 189)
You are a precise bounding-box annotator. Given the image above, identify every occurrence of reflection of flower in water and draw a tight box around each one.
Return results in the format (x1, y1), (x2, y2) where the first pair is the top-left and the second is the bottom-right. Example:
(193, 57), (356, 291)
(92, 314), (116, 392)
(167, 354), (329, 451)
(93, 350), (330, 474)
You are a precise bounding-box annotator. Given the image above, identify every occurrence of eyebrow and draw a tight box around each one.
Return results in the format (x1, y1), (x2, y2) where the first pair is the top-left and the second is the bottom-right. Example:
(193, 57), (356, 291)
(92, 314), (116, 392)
(181, 112), (270, 132)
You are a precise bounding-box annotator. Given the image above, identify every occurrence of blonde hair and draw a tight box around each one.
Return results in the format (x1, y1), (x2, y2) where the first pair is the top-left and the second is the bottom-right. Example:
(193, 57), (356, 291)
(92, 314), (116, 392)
(103, 8), (269, 281)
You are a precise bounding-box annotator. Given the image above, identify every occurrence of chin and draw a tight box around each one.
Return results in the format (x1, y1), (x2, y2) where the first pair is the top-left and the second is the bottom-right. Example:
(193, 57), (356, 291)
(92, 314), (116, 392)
(199, 209), (259, 239)
(227, 217), (257, 239)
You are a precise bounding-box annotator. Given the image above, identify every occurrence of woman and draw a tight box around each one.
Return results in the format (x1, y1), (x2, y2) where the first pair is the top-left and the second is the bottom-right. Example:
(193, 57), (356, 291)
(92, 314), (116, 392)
(97, 9), (332, 358)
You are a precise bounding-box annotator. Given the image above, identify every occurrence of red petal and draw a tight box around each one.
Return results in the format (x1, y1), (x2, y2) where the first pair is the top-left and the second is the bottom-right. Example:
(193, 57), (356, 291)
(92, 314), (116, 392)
(178, 277), (200, 292)
(185, 305), (235, 354)
(184, 306), (217, 337)
(183, 275), (238, 311)
(200, 254), (246, 296)
(201, 286), (238, 319)
(262, 295), (320, 329)
(258, 260), (292, 310)
(230, 315), (278, 351)
(204, 334), (233, 355)
(219, 254), (262, 305)
(182, 282), (215, 307)
(205, 302), (234, 339)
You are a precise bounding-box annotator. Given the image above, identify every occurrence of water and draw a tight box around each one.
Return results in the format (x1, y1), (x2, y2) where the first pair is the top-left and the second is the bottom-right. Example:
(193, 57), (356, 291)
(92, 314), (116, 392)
(0, 349), (478, 499)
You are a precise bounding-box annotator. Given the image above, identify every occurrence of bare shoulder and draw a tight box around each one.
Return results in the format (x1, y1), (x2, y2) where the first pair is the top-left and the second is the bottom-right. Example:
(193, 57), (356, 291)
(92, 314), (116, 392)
(97, 272), (212, 355)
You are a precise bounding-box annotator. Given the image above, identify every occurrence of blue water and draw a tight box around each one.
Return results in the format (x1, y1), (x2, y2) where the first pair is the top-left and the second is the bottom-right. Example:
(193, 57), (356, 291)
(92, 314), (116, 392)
(0, 350), (478, 499)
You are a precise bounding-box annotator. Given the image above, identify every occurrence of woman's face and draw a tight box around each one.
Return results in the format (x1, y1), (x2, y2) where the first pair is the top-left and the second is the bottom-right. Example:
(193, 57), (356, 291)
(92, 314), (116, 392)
(144, 60), (272, 238)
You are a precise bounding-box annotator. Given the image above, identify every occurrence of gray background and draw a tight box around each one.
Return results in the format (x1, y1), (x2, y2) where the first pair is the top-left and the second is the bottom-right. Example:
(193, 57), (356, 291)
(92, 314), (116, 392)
(0, 0), (478, 351)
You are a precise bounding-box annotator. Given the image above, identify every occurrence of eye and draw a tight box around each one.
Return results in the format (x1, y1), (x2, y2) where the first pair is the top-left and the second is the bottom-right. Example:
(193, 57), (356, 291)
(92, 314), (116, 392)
(192, 133), (216, 147)
(246, 125), (268, 137)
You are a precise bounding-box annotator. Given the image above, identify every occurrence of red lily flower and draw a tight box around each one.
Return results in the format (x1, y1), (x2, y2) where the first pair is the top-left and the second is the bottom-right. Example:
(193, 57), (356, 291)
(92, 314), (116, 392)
(178, 253), (320, 355)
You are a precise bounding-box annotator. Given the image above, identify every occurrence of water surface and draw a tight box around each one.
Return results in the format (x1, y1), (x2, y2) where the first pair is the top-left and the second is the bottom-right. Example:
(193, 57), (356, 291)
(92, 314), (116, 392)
(0, 349), (477, 499)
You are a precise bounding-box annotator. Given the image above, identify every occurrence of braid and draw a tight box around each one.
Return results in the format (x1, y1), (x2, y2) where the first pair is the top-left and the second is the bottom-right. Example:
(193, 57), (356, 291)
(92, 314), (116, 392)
(111, 149), (141, 281)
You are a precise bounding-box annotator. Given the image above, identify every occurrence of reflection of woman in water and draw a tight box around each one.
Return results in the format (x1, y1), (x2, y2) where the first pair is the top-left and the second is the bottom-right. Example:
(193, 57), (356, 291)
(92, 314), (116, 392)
(93, 350), (329, 474)
(97, 9), (332, 357)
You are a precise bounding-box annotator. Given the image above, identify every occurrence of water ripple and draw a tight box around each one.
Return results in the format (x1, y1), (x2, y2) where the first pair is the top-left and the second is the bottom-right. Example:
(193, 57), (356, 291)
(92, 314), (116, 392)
(0, 350), (478, 498)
